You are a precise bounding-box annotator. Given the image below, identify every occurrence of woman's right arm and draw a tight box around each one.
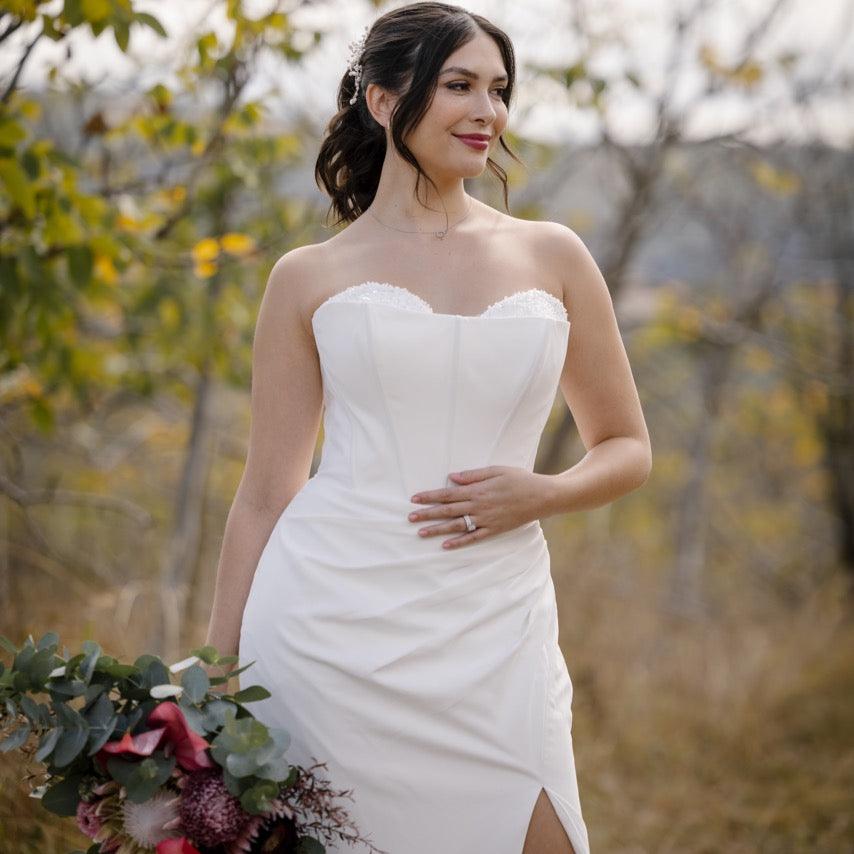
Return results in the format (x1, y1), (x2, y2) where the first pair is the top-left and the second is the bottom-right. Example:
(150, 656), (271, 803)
(203, 247), (323, 690)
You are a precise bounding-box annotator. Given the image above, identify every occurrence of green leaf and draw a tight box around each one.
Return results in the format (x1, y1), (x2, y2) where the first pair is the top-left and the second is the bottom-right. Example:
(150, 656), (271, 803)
(20, 694), (50, 727)
(83, 692), (118, 753)
(0, 117), (26, 148)
(0, 722), (31, 752)
(23, 648), (57, 688)
(41, 773), (84, 817)
(0, 158), (36, 219)
(0, 635), (18, 655)
(232, 685), (271, 703)
(36, 632), (60, 652)
(35, 726), (62, 763)
(135, 11), (167, 37)
(294, 837), (326, 853)
(189, 644), (221, 664)
(239, 778), (279, 813)
(67, 245), (93, 286)
(107, 753), (176, 803)
(79, 640), (102, 684)
(53, 705), (89, 766)
(100, 662), (139, 679)
(114, 20), (130, 51)
(181, 664), (210, 704)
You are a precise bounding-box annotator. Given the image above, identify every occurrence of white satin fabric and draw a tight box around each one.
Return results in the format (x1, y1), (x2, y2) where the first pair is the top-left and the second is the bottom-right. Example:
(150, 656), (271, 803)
(239, 283), (590, 854)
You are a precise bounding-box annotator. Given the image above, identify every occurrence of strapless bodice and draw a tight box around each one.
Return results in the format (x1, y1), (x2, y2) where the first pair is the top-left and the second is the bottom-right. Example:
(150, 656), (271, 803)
(307, 282), (570, 502)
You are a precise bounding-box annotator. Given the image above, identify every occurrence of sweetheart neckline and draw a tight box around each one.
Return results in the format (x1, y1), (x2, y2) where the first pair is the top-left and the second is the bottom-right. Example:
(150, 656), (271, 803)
(311, 281), (569, 324)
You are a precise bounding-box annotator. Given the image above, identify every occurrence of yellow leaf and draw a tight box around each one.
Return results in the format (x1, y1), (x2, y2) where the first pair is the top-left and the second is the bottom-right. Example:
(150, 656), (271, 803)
(116, 213), (142, 232)
(220, 232), (256, 255)
(194, 260), (218, 278)
(730, 61), (763, 88)
(81, 0), (111, 22)
(166, 185), (186, 204)
(750, 160), (801, 196)
(192, 238), (219, 263)
(94, 254), (118, 285)
(742, 345), (774, 373)
(158, 297), (182, 329)
(793, 432), (822, 467)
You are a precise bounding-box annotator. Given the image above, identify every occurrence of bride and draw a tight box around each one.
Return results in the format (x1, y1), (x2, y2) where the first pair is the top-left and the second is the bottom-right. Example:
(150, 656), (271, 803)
(206, 3), (652, 852)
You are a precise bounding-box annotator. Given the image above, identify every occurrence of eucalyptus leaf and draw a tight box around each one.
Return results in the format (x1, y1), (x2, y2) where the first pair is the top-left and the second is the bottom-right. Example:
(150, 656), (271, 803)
(34, 726), (62, 763)
(0, 722), (31, 752)
(225, 749), (261, 778)
(20, 694), (49, 727)
(86, 714), (118, 755)
(239, 778), (279, 813)
(255, 756), (291, 783)
(40, 773), (83, 817)
(83, 693), (117, 745)
(79, 641), (102, 684)
(233, 685), (271, 703)
(188, 644), (220, 664)
(180, 663), (210, 703)
(29, 649), (59, 687)
(53, 721), (89, 767)
(36, 632), (60, 652)
(48, 678), (88, 698)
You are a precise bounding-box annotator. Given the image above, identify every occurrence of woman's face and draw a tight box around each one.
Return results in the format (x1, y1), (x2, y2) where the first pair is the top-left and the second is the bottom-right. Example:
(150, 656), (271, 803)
(395, 29), (510, 180)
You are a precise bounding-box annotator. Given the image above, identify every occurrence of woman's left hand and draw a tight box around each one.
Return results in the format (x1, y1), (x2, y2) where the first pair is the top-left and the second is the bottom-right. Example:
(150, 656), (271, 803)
(408, 466), (554, 549)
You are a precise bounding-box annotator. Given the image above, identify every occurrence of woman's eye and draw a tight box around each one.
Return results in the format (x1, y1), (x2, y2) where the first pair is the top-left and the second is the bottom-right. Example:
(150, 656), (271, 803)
(447, 82), (506, 97)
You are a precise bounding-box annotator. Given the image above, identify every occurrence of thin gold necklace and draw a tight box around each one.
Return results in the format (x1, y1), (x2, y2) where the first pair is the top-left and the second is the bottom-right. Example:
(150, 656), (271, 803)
(366, 198), (474, 240)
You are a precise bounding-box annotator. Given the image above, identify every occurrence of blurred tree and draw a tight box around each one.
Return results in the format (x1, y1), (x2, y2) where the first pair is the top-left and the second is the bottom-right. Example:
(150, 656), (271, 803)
(0, 0), (325, 655)
(519, 0), (853, 611)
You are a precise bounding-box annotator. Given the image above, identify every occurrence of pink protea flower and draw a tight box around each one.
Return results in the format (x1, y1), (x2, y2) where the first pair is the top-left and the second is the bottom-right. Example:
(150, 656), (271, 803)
(121, 789), (183, 848)
(76, 798), (105, 839)
(178, 768), (251, 846)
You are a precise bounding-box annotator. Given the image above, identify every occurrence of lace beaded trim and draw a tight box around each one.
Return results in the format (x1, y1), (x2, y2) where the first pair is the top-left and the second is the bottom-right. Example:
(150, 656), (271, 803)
(319, 281), (568, 322)
(325, 281), (433, 314)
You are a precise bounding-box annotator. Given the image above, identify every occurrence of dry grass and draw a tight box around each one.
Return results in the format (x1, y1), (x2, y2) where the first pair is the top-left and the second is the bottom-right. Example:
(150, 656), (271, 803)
(2, 565), (853, 852)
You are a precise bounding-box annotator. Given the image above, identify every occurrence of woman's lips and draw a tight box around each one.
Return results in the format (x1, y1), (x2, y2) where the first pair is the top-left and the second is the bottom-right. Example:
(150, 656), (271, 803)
(454, 135), (489, 150)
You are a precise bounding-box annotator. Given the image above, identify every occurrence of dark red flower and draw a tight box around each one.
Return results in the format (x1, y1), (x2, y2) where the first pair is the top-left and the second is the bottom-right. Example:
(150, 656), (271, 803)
(94, 725), (168, 772)
(156, 837), (202, 854)
(147, 702), (215, 771)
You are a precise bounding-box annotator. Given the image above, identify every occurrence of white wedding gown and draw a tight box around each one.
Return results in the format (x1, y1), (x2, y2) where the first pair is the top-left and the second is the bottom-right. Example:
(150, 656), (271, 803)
(239, 281), (590, 854)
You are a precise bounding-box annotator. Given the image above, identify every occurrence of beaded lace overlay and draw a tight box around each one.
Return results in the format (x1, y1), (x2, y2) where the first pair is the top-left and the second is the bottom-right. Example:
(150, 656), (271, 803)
(319, 281), (568, 322)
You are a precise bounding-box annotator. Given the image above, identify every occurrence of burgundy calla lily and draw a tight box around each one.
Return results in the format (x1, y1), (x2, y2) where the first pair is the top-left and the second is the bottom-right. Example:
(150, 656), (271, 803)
(94, 726), (168, 772)
(147, 701), (215, 770)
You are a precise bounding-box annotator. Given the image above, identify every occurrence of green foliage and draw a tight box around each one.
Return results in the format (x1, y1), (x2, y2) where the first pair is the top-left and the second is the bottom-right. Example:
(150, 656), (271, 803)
(0, 631), (289, 814)
(0, 0), (319, 432)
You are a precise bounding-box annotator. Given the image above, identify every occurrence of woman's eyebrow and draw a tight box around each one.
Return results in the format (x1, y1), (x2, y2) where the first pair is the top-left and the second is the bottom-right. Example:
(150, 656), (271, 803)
(439, 66), (509, 83)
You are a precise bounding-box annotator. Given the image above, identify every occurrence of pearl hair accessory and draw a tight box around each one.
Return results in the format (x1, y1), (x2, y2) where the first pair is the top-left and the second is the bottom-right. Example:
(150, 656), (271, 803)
(346, 23), (370, 105)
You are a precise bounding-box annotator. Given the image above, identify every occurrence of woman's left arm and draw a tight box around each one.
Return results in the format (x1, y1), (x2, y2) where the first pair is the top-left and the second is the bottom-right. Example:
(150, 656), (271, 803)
(539, 222), (652, 518)
(407, 224), (652, 547)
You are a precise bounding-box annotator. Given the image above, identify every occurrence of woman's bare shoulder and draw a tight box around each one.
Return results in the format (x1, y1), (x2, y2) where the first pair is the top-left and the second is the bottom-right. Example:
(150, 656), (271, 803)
(264, 238), (341, 333)
(522, 219), (600, 310)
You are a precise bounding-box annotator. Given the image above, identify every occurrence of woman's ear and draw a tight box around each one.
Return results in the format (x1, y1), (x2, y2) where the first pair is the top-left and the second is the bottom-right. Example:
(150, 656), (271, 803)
(364, 82), (397, 130)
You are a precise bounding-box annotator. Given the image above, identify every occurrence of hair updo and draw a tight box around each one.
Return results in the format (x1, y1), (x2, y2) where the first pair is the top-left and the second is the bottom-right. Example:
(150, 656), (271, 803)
(313, 1), (522, 227)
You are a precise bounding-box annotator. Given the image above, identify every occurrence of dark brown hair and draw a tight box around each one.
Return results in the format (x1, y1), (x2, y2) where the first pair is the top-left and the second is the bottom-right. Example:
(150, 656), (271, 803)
(314, 1), (523, 226)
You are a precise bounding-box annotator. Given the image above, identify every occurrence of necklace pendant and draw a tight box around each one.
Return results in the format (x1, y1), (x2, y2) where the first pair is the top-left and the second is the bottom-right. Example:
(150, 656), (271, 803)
(434, 229), (447, 239)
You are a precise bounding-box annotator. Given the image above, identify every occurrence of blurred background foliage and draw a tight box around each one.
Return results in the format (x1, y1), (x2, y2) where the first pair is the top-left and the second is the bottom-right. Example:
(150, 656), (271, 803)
(1, 0), (853, 851)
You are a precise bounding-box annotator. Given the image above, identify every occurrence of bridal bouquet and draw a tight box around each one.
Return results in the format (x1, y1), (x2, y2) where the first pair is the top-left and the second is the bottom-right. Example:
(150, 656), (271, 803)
(0, 632), (386, 854)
